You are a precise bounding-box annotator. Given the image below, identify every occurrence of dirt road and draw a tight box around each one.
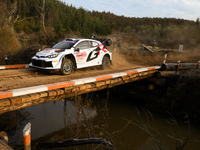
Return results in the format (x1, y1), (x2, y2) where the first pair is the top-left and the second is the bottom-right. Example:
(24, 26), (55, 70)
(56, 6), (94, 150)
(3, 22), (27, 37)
(0, 65), (148, 92)
(1, 49), (199, 92)
(0, 52), (148, 91)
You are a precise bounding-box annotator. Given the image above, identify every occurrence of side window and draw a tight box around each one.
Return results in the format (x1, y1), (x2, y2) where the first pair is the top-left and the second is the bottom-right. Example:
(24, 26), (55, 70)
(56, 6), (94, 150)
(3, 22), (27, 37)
(90, 41), (99, 47)
(76, 41), (90, 50)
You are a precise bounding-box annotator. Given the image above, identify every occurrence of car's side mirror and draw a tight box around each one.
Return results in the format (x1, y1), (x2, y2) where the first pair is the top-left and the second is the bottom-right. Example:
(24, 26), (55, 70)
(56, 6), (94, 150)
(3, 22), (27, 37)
(75, 48), (80, 52)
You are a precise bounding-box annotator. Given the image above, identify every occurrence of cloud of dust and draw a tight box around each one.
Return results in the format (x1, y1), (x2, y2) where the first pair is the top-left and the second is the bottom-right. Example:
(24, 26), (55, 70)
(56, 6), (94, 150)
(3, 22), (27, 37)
(166, 47), (200, 63)
(111, 50), (165, 69)
(111, 47), (200, 69)
(126, 52), (164, 66)
(107, 27), (200, 69)
(111, 51), (135, 69)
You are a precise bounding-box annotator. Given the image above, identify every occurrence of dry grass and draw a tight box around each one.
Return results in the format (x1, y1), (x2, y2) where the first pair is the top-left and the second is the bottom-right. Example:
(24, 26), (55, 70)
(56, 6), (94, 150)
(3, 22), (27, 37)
(0, 26), (21, 64)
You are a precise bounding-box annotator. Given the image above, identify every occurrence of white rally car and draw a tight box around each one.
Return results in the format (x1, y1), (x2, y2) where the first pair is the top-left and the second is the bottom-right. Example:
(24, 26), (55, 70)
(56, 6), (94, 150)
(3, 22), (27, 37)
(29, 38), (112, 75)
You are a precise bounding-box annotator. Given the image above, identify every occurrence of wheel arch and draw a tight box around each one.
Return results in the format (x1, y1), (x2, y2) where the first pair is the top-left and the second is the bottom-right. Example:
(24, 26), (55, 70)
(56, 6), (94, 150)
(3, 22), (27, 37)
(103, 54), (112, 64)
(62, 54), (77, 68)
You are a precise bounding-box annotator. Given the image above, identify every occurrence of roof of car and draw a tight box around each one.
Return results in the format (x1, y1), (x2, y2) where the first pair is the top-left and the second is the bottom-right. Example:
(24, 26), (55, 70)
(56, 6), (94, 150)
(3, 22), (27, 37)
(65, 38), (100, 42)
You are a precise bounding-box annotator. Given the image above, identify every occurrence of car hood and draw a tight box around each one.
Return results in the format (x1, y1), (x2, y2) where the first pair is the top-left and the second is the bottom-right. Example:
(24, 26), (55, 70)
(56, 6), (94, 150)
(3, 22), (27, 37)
(36, 48), (60, 56)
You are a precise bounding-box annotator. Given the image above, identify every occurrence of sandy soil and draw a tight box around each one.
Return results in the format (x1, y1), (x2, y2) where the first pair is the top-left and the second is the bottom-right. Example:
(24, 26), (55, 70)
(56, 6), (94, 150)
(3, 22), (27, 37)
(0, 52), (147, 91)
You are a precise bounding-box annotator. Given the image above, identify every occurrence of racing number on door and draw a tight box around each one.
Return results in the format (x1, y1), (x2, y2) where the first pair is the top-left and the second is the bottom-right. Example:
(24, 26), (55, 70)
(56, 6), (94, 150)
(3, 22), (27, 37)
(86, 47), (101, 62)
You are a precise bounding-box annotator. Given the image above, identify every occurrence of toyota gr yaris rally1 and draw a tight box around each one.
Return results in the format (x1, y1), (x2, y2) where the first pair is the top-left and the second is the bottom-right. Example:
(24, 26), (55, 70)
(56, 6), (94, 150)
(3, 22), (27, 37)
(29, 38), (112, 75)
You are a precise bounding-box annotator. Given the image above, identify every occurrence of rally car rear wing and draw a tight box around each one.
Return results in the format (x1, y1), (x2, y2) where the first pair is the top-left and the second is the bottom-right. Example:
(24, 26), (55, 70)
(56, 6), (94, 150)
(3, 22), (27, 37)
(96, 39), (112, 46)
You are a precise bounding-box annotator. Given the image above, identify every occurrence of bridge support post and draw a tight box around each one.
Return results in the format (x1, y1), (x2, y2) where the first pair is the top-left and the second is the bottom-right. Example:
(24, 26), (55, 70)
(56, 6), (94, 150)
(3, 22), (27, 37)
(0, 131), (9, 144)
(163, 54), (167, 64)
(23, 122), (31, 150)
(160, 54), (167, 71)
(198, 61), (200, 69)
(176, 60), (180, 71)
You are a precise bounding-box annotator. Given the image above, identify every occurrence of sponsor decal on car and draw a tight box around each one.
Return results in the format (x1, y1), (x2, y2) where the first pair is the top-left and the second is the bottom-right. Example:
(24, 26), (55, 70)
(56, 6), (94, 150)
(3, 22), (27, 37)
(101, 48), (107, 53)
(76, 51), (87, 60)
(65, 41), (77, 44)
(42, 49), (52, 53)
(54, 49), (61, 52)
(97, 44), (107, 53)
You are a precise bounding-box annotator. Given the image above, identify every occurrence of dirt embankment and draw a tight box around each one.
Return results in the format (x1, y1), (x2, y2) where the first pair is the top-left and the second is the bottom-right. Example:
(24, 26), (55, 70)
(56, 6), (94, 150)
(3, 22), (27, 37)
(110, 69), (200, 122)
(0, 51), (148, 91)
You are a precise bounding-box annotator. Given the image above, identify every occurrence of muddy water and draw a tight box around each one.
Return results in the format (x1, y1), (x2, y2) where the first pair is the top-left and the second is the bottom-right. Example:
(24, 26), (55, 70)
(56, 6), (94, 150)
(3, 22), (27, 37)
(3, 90), (200, 149)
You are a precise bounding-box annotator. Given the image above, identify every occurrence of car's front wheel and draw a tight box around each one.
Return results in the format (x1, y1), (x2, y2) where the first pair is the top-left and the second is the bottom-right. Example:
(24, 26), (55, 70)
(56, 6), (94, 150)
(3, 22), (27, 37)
(61, 59), (74, 75)
(101, 56), (110, 70)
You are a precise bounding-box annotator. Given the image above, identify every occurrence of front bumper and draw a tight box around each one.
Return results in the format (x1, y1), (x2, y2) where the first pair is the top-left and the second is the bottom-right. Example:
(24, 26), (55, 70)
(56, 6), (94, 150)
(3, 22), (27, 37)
(31, 59), (53, 67)
(30, 58), (61, 71)
(29, 64), (60, 71)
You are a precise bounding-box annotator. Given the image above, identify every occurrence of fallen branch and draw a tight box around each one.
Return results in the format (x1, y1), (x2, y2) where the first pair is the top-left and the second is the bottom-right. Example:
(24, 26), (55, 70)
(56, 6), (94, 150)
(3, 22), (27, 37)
(38, 138), (113, 149)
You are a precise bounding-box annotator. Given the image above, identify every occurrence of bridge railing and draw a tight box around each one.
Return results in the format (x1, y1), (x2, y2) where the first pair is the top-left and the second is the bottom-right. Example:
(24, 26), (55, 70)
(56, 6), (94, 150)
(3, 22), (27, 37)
(161, 54), (200, 70)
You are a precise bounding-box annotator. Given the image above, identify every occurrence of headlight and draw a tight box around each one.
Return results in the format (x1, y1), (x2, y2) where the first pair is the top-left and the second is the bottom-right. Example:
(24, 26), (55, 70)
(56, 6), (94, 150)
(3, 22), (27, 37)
(47, 54), (59, 58)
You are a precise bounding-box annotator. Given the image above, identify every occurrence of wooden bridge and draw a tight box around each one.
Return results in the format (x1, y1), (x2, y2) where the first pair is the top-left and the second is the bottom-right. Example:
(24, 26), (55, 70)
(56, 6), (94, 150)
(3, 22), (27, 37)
(0, 66), (160, 114)
(1, 56), (200, 115)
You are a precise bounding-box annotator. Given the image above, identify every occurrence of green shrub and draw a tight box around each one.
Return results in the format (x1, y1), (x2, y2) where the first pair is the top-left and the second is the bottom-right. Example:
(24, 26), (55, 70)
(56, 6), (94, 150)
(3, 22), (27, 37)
(14, 22), (24, 33)
(23, 26), (33, 33)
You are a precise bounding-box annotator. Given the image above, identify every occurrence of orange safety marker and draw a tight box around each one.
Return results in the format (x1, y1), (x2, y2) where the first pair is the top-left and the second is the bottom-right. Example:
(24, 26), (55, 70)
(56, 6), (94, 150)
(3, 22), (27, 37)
(0, 91), (13, 99)
(95, 75), (113, 81)
(3, 64), (29, 69)
(177, 60), (180, 66)
(198, 61), (200, 69)
(46, 81), (75, 90)
(147, 67), (156, 71)
(176, 60), (180, 71)
(23, 122), (31, 150)
(125, 70), (138, 75)
(163, 54), (167, 64)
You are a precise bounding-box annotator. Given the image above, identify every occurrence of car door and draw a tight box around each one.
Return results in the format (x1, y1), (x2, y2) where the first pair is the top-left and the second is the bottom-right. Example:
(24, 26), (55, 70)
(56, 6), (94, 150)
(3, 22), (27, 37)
(86, 41), (102, 66)
(74, 41), (92, 68)
(75, 40), (100, 68)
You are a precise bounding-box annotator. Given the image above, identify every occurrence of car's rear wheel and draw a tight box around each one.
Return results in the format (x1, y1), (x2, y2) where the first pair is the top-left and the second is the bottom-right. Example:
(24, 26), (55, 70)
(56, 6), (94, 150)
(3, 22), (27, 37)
(101, 56), (110, 70)
(61, 59), (74, 75)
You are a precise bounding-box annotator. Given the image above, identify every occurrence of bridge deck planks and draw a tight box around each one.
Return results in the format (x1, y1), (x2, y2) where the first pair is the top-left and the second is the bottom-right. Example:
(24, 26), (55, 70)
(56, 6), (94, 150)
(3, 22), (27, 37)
(0, 69), (158, 114)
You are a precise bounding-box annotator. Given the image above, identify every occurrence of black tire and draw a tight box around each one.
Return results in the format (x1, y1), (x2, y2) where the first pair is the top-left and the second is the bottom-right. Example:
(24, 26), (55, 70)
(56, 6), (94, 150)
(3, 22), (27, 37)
(61, 59), (74, 75)
(101, 56), (110, 70)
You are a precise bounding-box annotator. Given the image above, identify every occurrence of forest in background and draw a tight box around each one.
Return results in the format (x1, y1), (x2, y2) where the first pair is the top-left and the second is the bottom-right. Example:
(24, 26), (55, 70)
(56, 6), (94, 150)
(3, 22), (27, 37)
(0, 0), (200, 64)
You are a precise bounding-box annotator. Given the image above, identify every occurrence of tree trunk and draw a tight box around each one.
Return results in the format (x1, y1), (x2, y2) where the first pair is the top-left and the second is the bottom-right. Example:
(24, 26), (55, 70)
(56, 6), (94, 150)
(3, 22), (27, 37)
(36, 0), (47, 35)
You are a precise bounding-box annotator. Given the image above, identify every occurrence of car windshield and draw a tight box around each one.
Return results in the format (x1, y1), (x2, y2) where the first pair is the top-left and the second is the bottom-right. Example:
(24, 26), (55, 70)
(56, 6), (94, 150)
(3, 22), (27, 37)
(52, 42), (75, 49)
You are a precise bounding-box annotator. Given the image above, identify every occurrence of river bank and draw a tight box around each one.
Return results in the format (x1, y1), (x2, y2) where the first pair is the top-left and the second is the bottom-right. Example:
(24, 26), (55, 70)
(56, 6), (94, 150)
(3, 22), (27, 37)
(110, 69), (200, 123)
